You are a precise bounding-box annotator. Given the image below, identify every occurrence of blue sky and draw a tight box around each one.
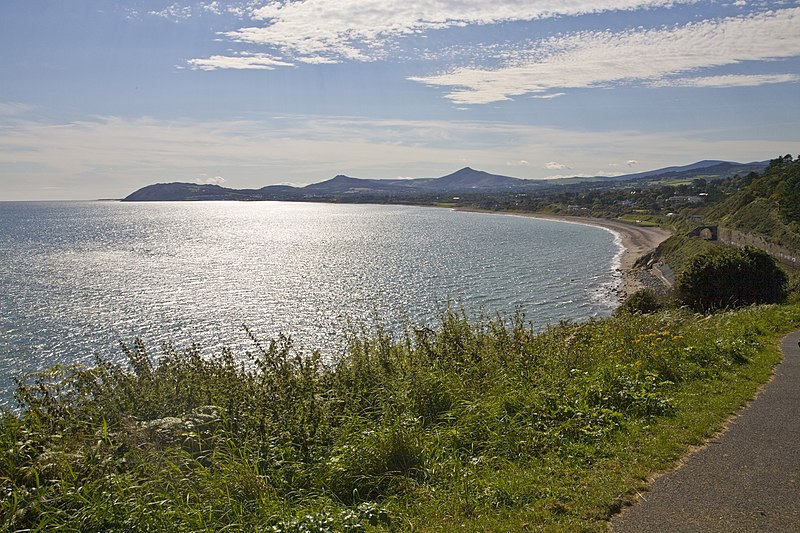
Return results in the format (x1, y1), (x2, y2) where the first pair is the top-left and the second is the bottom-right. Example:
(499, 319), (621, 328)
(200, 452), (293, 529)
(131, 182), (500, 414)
(1, 1), (799, 200)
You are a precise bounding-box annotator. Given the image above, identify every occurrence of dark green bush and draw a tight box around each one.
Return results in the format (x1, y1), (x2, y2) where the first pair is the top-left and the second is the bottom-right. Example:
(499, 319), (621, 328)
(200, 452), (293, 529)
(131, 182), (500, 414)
(618, 288), (663, 314)
(675, 245), (788, 312)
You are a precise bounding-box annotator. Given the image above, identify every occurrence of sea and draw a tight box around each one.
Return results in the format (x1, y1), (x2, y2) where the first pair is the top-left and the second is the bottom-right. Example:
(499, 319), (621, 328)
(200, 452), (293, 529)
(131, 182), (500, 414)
(0, 201), (622, 407)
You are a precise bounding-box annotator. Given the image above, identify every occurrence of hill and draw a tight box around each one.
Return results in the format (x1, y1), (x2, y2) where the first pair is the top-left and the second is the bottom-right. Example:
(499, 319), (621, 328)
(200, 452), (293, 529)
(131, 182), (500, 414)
(123, 182), (302, 202)
(122, 167), (542, 201)
(122, 160), (769, 202)
(706, 155), (800, 251)
(424, 167), (526, 190)
(301, 175), (423, 195)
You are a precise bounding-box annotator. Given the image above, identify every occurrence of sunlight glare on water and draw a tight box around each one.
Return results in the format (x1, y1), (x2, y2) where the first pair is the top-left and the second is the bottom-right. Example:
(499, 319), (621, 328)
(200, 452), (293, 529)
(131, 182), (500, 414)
(0, 201), (622, 405)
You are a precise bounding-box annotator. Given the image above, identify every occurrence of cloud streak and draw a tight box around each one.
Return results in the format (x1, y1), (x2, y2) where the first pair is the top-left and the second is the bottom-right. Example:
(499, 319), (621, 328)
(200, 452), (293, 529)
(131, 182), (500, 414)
(187, 52), (294, 70)
(0, 102), (36, 116)
(410, 7), (800, 103)
(221, 0), (697, 62)
(149, 3), (194, 20)
(652, 73), (800, 88)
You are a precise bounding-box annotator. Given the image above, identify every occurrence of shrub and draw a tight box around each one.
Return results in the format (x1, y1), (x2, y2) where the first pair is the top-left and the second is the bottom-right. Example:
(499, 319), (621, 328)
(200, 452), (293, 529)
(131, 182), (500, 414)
(787, 273), (800, 303)
(675, 245), (788, 312)
(617, 289), (662, 314)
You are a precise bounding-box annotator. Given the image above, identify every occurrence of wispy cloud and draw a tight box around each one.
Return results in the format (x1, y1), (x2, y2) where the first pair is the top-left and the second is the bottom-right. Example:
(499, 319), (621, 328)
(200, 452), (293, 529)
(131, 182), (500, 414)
(195, 174), (226, 184)
(201, 2), (223, 15)
(187, 52), (294, 70)
(652, 73), (800, 88)
(532, 93), (566, 100)
(145, 1), (250, 20)
(149, 3), (194, 21)
(222, 0), (697, 63)
(410, 7), (800, 103)
(0, 102), (36, 116)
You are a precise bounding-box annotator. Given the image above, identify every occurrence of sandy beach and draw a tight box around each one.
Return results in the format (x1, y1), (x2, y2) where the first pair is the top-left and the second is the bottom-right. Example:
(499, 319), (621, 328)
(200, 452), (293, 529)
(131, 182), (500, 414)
(456, 209), (672, 301)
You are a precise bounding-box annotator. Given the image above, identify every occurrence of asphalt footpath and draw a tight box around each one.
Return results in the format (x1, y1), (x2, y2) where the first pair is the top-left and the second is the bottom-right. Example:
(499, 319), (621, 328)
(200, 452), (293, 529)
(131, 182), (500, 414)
(612, 330), (800, 532)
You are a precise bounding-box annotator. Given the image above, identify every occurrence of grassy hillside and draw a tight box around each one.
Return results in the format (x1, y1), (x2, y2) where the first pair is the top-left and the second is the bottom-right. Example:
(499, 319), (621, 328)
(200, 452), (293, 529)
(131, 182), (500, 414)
(3, 304), (800, 531)
(645, 234), (717, 275)
(707, 155), (800, 251)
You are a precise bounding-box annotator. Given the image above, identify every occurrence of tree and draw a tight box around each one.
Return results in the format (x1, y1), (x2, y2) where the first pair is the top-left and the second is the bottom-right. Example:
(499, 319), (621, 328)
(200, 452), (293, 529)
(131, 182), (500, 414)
(675, 245), (788, 313)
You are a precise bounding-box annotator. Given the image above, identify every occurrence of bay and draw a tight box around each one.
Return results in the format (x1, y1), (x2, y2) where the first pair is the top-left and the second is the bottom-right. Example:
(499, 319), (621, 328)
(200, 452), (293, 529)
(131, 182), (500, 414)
(0, 201), (621, 407)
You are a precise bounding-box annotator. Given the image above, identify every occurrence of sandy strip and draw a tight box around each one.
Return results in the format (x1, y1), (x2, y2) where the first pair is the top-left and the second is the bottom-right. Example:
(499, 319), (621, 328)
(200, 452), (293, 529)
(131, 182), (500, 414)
(455, 209), (672, 300)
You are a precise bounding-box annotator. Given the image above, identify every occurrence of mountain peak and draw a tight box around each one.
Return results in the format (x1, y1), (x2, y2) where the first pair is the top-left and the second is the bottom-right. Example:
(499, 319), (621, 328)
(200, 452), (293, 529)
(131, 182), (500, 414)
(431, 167), (523, 190)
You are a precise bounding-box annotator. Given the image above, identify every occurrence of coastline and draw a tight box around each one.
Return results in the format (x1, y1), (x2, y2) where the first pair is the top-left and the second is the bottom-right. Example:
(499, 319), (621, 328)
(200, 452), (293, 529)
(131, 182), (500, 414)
(454, 209), (672, 301)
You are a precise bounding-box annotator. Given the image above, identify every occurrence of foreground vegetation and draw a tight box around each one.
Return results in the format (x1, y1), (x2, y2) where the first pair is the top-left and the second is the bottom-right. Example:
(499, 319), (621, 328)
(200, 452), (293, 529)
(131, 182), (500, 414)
(3, 302), (800, 531)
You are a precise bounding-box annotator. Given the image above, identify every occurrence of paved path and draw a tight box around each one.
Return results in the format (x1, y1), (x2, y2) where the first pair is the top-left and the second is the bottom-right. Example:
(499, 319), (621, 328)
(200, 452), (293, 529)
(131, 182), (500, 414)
(612, 330), (800, 532)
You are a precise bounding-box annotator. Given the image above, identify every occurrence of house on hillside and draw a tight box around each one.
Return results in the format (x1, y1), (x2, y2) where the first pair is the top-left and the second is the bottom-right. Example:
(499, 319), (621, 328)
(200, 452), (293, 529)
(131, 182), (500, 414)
(667, 195), (704, 204)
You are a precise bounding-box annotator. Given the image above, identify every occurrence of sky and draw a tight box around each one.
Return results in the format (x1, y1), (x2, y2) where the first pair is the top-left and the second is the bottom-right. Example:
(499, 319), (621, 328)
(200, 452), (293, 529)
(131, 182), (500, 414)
(1, 1), (799, 200)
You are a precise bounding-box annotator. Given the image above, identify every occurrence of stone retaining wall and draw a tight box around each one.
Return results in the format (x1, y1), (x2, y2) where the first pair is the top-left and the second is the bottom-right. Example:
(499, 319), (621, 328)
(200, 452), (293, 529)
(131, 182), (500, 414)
(718, 227), (799, 270)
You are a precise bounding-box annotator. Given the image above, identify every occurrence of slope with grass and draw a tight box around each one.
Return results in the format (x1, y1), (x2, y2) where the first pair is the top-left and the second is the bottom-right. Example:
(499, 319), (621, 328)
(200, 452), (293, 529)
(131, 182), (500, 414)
(3, 303), (800, 531)
(707, 155), (800, 252)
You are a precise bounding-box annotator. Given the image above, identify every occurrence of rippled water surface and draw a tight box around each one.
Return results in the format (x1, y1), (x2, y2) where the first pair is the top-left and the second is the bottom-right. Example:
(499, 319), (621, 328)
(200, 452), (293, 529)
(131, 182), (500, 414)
(0, 201), (621, 405)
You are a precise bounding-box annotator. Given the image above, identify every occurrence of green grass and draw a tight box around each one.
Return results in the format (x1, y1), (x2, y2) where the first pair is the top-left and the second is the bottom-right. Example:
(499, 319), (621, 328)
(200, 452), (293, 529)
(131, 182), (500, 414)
(2, 304), (799, 531)
(653, 234), (718, 274)
(617, 214), (661, 227)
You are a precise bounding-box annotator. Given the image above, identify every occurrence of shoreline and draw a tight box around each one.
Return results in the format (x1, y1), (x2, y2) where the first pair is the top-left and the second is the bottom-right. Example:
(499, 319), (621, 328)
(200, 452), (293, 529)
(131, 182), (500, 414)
(454, 209), (672, 301)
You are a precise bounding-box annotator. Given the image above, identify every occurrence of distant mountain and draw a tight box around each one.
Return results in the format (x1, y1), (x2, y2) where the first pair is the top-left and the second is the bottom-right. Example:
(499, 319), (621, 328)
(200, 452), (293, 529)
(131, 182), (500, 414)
(423, 167), (525, 191)
(615, 160), (769, 182)
(123, 183), (242, 201)
(301, 167), (531, 195)
(302, 175), (420, 195)
(122, 160), (771, 202)
(616, 160), (730, 181)
(123, 182), (302, 202)
(123, 167), (541, 201)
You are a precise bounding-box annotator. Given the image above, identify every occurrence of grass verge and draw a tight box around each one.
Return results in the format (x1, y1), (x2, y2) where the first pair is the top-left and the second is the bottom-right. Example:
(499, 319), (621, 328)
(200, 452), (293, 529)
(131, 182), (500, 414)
(2, 304), (799, 531)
